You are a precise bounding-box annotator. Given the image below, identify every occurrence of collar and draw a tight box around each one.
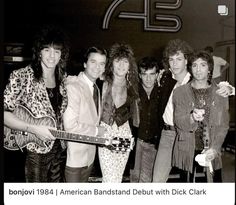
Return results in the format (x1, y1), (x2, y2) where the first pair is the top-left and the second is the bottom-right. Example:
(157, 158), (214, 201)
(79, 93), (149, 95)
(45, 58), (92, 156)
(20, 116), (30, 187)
(82, 72), (94, 87)
(171, 71), (191, 85)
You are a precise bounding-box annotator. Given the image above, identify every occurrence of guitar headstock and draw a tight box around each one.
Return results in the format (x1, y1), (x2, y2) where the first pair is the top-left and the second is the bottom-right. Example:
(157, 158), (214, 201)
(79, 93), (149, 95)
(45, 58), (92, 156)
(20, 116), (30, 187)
(105, 136), (134, 152)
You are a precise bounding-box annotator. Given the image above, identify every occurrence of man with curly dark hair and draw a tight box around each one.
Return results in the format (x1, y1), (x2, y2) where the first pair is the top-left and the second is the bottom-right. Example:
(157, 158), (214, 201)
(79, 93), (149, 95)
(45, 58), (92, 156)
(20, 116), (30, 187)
(172, 50), (229, 182)
(152, 39), (233, 182)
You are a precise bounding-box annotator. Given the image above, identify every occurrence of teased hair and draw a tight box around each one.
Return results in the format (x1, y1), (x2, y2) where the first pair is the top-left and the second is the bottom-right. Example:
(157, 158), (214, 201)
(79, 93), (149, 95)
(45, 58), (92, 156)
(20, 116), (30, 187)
(31, 25), (70, 82)
(104, 43), (139, 94)
(162, 39), (193, 70)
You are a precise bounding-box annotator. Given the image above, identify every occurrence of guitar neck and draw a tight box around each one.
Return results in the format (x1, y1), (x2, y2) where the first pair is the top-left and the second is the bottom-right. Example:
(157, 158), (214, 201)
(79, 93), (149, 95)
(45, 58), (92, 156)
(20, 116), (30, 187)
(49, 129), (107, 145)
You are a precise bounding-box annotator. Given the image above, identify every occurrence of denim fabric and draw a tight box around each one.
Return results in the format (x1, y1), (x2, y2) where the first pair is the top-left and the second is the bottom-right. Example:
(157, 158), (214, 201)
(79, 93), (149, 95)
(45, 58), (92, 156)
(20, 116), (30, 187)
(130, 139), (157, 182)
(25, 140), (66, 182)
(152, 129), (176, 182)
(64, 163), (93, 182)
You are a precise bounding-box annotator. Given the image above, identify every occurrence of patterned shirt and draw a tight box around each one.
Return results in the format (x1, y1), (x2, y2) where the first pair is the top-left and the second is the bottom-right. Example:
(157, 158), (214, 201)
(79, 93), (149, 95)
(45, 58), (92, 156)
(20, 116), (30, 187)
(4, 66), (68, 154)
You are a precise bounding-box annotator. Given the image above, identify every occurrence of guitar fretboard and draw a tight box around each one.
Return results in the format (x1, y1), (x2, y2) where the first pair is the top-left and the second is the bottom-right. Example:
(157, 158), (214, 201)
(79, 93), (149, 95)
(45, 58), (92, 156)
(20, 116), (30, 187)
(49, 129), (107, 145)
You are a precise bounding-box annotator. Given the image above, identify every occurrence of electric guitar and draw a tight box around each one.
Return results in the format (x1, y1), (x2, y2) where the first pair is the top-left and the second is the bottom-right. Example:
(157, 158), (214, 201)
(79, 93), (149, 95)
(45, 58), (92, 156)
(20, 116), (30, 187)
(4, 105), (134, 152)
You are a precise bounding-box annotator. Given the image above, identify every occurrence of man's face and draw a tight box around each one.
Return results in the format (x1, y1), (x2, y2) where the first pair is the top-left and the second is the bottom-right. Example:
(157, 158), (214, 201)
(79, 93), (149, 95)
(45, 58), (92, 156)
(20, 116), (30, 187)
(168, 51), (187, 76)
(84, 52), (106, 82)
(139, 67), (157, 89)
(191, 58), (209, 82)
(40, 46), (61, 70)
(112, 58), (130, 78)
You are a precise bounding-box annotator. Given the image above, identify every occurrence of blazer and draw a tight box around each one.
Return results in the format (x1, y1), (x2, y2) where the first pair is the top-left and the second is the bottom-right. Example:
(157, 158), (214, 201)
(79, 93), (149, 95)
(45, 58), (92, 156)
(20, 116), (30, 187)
(63, 72), (101, 167)
(172, 82), (229, 172)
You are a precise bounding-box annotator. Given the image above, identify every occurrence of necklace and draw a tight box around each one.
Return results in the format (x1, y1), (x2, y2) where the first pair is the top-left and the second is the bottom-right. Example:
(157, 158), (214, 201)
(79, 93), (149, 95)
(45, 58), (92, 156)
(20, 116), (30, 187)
(46, 87), (55, 98)
(192, 87), (209, 108)
(191, 82), (210, 108)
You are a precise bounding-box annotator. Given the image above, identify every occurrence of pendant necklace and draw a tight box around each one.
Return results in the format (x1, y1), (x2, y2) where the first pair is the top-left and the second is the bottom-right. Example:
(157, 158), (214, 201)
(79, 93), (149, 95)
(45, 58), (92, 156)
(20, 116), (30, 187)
(47, 88), (55, 98)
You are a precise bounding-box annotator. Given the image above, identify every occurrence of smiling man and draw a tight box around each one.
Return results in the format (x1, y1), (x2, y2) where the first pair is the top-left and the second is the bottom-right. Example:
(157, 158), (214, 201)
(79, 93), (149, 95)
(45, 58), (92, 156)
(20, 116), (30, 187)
(63, 46), (107, 182)
(152, 39), (233, 182)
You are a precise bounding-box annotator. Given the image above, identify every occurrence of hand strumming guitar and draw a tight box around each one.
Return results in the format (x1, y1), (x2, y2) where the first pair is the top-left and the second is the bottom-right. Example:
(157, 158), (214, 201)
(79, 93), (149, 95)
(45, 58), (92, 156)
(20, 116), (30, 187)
(27, 124), (56, 142)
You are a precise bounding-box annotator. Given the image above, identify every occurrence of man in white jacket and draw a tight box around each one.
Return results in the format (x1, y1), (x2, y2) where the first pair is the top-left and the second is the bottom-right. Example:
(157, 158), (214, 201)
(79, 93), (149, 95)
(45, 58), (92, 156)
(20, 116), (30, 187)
(63, 47), (107, 182)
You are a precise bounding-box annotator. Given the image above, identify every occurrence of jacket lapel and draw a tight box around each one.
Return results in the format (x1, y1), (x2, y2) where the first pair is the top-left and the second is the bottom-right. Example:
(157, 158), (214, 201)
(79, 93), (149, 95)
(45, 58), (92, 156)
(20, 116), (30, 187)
(77, 73), (100, 124)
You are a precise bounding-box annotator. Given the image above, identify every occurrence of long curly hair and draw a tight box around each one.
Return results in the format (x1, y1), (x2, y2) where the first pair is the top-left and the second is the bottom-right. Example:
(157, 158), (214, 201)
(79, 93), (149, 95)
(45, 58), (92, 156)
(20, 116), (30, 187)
(31, 25), (70, 82)
(162, 39), (193, 70)
(104, 43), (139, 95)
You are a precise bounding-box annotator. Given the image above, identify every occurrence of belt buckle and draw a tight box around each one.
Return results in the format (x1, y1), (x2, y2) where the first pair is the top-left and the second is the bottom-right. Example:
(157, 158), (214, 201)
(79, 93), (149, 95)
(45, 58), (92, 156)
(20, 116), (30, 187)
(164, 124), (169, 130)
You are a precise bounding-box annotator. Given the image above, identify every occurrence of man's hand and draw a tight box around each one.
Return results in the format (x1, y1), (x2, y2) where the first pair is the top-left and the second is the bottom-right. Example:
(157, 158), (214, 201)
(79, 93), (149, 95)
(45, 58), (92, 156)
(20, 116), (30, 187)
(216, 82), (235, 97)
(203, 148), (218, 162)
(29, 125), (56, 142)
(96, 126), (106, 137)
(191, 108), (205, 122)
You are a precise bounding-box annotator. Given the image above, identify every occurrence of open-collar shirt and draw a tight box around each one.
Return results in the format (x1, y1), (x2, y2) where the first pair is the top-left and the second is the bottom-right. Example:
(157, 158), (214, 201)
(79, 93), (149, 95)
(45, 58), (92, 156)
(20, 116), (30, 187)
(162, 72), (191, 126)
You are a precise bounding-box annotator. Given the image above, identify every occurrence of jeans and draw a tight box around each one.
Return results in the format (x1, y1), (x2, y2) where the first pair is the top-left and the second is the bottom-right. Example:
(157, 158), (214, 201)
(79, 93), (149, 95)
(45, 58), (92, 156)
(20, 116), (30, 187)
(64, 163), (94, 182)
(130, 139), (157, 182)
(25, 140), (66, 182)
(152, 129), (176, 182)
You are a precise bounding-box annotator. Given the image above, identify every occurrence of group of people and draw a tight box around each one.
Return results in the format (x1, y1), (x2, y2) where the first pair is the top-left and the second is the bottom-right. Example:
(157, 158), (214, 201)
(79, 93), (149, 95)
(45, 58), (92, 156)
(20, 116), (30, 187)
(4, 25), (234, 183)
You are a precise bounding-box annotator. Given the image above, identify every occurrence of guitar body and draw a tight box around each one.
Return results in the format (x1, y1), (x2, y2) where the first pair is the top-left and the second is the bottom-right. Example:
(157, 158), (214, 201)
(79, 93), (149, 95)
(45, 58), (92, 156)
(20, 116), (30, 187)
(4, 105), (56, 150)
(4, 105), (134, 152)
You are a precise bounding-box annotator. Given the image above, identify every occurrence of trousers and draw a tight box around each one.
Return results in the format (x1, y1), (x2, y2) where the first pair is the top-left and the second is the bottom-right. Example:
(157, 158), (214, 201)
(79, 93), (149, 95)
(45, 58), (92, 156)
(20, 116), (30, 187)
(64, 163), (93, 182)
(152, 129), (176, 182)
(130, 139), (157, 182)
(25, 140), (66, 182)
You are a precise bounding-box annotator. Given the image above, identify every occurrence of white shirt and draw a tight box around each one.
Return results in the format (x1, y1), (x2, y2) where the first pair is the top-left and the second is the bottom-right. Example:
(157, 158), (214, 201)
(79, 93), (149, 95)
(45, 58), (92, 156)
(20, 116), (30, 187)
(82, 72), (94, 95)
(212, 56), (227, 78)
(162, 72), (191, 126)
(82, 72), (99, 135)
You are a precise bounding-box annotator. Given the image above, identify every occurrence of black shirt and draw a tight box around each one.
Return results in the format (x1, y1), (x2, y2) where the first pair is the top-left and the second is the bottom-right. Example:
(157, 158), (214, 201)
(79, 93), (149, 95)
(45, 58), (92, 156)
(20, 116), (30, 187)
(138, 83), (161, 144)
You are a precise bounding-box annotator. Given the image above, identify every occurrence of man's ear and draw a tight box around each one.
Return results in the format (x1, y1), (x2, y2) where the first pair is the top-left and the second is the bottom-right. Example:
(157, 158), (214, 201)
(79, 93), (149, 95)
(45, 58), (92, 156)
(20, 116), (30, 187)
(84, 62), (87, 69)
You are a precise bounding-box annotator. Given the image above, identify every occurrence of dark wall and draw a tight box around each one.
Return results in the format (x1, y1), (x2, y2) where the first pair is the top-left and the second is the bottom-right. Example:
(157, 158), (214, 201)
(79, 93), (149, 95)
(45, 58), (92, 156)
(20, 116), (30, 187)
(4, 0), (235, 64)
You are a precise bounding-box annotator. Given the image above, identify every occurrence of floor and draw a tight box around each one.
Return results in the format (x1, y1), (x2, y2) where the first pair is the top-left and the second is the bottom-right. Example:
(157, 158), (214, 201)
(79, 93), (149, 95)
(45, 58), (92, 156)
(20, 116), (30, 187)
(3, 132), (235, 183)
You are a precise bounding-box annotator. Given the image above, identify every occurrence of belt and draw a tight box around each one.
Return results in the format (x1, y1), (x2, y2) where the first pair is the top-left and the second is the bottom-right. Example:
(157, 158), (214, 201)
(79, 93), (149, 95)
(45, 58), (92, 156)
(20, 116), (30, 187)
(163, 123), (176, 131)
(138, 138), (155, 145)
